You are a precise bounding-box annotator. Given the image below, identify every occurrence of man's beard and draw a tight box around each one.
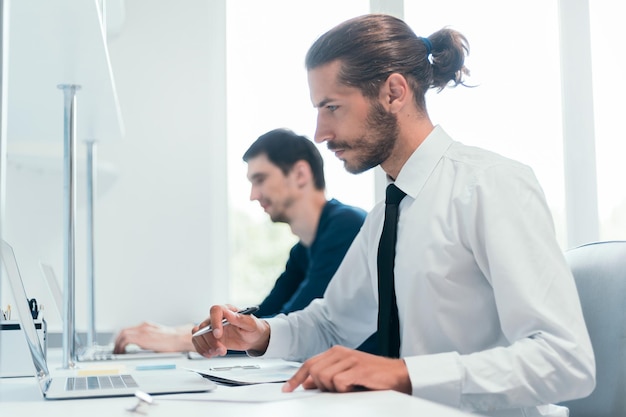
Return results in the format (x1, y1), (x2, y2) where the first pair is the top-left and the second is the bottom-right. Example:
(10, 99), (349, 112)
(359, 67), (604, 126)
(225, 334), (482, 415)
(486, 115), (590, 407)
(268, 195), (295, 224)
(328, 101), (399, 174)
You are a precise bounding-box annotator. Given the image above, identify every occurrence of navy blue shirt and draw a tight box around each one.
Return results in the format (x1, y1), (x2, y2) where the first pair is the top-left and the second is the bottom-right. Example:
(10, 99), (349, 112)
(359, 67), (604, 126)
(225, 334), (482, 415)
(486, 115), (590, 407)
(255, 199), (377, 353)
(256, 198), (365, 316)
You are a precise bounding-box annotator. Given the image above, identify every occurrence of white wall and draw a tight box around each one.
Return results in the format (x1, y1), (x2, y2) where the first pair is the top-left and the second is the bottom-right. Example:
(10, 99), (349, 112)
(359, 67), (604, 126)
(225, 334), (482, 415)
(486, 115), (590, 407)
(4, 0), (229, 334)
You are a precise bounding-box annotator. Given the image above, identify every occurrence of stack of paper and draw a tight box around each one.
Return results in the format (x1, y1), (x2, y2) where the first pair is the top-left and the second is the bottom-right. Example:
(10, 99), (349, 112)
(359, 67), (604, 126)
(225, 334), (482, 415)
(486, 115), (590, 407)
(187, 361), (301, 386)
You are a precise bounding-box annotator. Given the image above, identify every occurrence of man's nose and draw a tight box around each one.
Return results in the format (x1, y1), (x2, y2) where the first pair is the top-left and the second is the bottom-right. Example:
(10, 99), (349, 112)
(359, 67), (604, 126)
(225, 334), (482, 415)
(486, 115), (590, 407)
(249, 187), (259, 201)
(314, 115), (333, 143)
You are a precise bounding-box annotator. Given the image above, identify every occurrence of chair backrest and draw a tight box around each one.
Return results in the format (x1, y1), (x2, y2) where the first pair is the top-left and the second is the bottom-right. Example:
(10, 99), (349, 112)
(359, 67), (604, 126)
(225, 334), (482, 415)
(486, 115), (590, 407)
(559, 241), (626, 417)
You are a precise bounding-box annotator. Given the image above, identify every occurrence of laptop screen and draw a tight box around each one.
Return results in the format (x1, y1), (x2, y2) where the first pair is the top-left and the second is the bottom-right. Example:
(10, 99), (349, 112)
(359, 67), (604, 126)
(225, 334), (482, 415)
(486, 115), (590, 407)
(1, 240), (50, 380)
(2, 240), (216, 400)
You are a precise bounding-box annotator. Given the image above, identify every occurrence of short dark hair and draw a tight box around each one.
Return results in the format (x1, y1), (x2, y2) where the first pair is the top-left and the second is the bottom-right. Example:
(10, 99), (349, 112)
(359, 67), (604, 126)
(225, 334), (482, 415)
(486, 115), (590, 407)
(305, 14), (470, 111)
(242, 128), (326, 190)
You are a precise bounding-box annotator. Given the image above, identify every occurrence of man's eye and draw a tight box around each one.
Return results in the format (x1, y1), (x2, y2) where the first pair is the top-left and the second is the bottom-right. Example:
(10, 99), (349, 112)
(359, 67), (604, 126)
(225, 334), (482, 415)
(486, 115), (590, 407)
(327, 105), (338, 112)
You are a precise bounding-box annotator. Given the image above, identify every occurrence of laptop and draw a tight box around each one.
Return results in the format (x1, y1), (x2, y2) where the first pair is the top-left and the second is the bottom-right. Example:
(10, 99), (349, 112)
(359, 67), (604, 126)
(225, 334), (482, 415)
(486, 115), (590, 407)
(38, 261), (184, 362)
(1, 240), (216, 399)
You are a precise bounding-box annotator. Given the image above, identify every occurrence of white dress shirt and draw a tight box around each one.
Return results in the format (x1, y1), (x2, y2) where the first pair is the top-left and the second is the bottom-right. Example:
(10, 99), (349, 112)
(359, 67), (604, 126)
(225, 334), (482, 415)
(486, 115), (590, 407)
(263, 126), (595, 416)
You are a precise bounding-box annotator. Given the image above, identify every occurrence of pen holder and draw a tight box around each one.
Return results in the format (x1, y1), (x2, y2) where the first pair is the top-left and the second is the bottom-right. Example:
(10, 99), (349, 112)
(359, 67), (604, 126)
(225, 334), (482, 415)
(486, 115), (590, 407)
(0, 319), (47, 378)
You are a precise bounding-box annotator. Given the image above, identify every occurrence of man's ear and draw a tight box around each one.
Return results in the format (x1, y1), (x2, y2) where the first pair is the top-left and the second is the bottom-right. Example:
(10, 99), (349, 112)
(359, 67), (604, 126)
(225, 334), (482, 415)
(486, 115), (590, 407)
(383, 73), (410, 113)
(291, 160), (312, 188)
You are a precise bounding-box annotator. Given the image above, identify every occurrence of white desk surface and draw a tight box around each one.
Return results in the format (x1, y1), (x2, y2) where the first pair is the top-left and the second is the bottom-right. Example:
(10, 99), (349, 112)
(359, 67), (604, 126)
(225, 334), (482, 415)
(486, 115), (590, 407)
(0, 350), (477, 417)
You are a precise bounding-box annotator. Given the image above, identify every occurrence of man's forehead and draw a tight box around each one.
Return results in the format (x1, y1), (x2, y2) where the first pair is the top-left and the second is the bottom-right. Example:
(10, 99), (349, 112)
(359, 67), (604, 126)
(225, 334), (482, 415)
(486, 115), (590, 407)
(247, 154), (279, 177)
(308, 61), (363, 106)
(308, 61), (342, 104)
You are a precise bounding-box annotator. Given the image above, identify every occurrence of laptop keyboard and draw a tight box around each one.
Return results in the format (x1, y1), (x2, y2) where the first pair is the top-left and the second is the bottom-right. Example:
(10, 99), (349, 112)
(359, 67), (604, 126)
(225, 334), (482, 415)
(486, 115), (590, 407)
(78, 344), (116, 361)
(65, 374), (139, 391)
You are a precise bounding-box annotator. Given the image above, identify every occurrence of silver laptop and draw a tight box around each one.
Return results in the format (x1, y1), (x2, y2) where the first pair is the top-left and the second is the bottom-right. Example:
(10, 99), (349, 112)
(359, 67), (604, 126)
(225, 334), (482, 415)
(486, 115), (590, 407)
(1, 240), (215, 399)
(38, 261), (183, 362)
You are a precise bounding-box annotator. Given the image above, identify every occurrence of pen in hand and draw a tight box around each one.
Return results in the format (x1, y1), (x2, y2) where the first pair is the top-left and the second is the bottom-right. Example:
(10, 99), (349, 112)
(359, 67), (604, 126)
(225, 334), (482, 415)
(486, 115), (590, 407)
(192, 306), (259, 338)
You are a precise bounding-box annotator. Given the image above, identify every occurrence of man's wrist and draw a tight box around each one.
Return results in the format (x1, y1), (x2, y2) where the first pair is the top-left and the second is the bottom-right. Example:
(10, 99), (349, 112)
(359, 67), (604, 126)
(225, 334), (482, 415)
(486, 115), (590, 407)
(178, 324), (196, 351)
(396, 359), (412, 394)
(247, 320), (271, 356)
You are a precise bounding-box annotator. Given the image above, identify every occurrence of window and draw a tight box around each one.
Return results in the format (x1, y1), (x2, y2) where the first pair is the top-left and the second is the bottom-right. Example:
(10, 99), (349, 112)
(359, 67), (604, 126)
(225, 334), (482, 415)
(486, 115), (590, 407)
(226, 0), (371, 306)
(589, 1), (626, 240)
(225, 1), (626, 307)
(405, 1), (567, 245)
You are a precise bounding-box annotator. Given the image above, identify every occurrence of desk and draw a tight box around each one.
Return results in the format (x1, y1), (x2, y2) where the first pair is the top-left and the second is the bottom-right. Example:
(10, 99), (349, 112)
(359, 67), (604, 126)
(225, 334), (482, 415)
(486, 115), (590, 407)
(0, 350), (478, 417)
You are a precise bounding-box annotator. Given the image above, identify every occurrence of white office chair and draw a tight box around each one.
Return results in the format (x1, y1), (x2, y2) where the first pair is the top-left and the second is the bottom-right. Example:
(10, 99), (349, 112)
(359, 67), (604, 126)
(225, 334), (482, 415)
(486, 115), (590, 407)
(558, 240), (626, 417)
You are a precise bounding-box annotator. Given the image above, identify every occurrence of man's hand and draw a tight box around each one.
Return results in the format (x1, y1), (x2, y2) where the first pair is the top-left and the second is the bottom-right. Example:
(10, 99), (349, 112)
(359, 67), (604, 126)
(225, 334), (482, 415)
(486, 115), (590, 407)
(282, 345), (412, 394)
(191, 304), (271, 357)
(113, 322), (194, 353)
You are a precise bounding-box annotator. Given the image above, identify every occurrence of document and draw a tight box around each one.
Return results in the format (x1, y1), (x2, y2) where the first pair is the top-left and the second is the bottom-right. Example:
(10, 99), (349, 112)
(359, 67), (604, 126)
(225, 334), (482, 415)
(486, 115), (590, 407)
(159, 383), (319, 402)
(186, 360), (301, 386)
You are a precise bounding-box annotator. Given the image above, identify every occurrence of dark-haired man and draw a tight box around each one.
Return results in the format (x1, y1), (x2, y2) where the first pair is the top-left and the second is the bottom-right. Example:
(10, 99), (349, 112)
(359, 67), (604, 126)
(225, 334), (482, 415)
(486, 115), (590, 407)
(113, 128), (374, 353)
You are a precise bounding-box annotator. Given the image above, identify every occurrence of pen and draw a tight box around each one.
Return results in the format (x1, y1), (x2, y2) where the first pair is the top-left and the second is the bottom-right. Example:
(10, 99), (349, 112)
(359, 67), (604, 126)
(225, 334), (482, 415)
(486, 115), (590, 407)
(192, 306), (259, 337)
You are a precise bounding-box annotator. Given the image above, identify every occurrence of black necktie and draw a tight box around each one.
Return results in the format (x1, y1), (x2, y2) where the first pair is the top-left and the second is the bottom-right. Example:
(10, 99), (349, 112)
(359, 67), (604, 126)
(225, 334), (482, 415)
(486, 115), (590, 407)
(377, 183), (406, 358)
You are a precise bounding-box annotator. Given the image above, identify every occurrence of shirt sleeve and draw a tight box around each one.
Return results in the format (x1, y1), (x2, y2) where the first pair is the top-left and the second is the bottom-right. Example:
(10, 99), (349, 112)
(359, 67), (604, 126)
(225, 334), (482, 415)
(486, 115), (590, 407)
(264, 213), (380, 361)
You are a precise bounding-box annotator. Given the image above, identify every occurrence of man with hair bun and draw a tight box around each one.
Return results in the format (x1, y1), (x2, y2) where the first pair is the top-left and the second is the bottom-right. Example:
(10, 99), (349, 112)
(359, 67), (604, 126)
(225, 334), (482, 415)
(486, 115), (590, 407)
(193, 14), (595, 417)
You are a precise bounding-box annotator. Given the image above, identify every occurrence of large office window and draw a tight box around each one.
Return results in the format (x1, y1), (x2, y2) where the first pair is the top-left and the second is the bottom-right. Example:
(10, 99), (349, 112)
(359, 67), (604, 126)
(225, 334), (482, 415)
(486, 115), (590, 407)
(404, 0), (626, 245)
(226, 1), (371, 307)
(225, 1), (626, 305)
(589, 1), (626, 240)
(405, 1), (567, 245)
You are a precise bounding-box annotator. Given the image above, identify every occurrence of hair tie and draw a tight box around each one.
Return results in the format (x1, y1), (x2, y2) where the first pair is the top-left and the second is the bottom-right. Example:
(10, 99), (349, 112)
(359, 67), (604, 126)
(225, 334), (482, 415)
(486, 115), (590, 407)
(420, 37), (432, 56)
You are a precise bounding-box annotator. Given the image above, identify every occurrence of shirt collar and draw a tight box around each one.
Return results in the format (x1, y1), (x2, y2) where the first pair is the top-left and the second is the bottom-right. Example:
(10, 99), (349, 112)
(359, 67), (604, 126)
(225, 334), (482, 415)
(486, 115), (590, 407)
(386, 125), (453, 199)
